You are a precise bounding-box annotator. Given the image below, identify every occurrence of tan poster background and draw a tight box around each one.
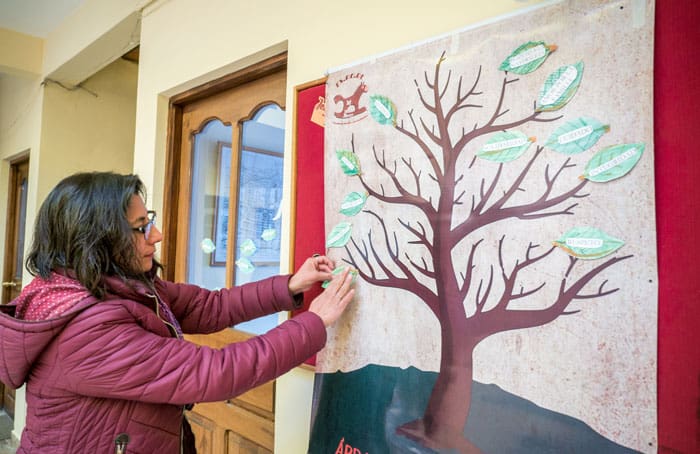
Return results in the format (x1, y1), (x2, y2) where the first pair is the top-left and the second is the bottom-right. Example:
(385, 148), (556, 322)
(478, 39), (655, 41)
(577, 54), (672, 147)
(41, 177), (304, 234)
(320, 0), (656, 451)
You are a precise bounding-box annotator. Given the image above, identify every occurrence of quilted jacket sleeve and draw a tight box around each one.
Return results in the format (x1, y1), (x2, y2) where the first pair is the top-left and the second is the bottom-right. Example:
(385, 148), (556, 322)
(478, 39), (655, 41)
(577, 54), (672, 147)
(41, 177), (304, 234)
(155, 275), (300, 334)
(49, 300), (326, 405)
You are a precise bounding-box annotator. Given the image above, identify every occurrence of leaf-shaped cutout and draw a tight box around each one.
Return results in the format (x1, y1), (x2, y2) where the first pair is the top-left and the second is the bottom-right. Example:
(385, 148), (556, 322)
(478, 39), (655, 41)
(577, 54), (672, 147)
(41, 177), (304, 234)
(336, 150), (361, 176)
(545, 117), (610, 154)
(477, 131), (535, 162)
(239, 238), (257, 257)
(369, 95), (397, 126)
(322, 266), (359, 288)
(536, 62), (584, 112)
(200, 238), (216, 254)
(326, 221), (353, 248)
(339, 191), (368, 216)
(553, 226), (624, 260)
(499, 41), (557, 74)
(235, 257), (255, 273)
(261, 228), (276, 241)
(581, 143), (645, 182)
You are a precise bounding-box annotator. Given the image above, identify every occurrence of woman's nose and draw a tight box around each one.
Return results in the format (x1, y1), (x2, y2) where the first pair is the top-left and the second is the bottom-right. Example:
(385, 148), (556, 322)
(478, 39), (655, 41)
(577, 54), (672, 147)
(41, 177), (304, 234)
(148, 225), (163, 244)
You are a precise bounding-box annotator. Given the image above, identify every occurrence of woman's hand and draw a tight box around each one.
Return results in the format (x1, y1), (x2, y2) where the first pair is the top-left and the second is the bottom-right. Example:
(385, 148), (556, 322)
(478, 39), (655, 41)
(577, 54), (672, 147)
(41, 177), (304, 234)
(288, 255), (334, 294)
(308, 268), (355, 327)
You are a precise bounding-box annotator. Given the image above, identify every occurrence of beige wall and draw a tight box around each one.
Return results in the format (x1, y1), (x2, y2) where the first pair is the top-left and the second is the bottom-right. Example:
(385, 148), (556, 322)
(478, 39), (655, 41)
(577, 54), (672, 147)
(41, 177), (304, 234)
(134, 0), (548, 451)
(0, 28), (43, 77)
(0, 73), (44, 294)
(36, 58), (137, 202)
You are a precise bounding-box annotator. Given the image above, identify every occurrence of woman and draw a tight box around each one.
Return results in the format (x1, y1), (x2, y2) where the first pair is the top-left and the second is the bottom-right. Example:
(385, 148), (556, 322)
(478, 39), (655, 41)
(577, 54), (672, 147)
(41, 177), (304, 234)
(0, 172), (354, 453)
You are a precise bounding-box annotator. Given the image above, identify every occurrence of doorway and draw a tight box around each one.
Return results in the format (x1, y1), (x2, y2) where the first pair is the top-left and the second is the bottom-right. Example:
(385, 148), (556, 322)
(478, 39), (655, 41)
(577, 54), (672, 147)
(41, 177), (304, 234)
(1, 156), (29, 420)
(163, 53), (287, 453)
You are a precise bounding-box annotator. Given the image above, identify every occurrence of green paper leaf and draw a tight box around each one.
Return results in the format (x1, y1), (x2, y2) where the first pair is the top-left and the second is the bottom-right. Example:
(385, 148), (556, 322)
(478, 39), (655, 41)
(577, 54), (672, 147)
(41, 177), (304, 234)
(499, 41), (556, 74)
(545, 117), (610, 154)
(339, 191), (368, 216)
(477, 131), (535, 162)
(235, 257), (255, 273)
(239, 238), (256, 257)
(553, 226), (624, 260)
(326, 221), (353, 248)
(200, 238), (216, 254)
(336, 150), (361, 176)
(581, 143), (645, 182)
(261, 228), (276, 241)
(536, 62), (584, 111)
(369, 95), (397, 126)
(322, 266), (359, 288)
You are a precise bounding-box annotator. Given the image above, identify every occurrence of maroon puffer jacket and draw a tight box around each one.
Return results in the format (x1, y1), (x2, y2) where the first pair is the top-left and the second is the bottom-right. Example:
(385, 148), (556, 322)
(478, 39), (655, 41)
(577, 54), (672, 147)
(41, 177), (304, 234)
(0, 273), (326, 453)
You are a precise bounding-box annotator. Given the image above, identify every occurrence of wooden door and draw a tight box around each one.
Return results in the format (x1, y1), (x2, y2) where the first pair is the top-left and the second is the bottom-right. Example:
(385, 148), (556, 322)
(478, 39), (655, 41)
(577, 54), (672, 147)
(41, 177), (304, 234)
(1, 157), (29, 418)
(164, 55), (287, 454)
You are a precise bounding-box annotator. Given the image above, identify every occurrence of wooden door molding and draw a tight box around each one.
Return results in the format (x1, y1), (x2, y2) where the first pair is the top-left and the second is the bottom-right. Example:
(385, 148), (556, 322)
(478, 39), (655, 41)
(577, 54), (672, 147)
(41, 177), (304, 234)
(162, 52), (287, 282)
(162, 52), (287, 454)
(2, 157), (29, 305)
(1, 155), (29, 419)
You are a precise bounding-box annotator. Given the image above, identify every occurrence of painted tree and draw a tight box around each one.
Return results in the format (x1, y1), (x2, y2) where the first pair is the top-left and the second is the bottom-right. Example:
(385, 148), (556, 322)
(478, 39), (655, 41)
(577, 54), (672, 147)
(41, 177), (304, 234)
(328, 47), (641, 453)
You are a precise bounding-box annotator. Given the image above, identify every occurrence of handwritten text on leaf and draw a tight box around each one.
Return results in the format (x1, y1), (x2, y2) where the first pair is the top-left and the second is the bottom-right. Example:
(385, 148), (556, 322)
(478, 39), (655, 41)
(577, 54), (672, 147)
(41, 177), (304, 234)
(336, 150), (361, 176)
(545, 117), (609, 154)
(326, 222), (353, 248)
(477, 131), (535, 162)
(369, 95), (397, 126)
(554, 227), (624, 260)
(582, 143), (645, 182)
(537, 62), (584, 111)
(499, 41), (557, 74)
(339, 192), (368, 216)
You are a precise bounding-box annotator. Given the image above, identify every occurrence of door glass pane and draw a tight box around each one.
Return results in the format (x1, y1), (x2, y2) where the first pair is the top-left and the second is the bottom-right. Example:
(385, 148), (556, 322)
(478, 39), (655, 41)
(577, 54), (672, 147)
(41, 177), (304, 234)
(187, 120), (231, 291)
(233, 104), (285, 335)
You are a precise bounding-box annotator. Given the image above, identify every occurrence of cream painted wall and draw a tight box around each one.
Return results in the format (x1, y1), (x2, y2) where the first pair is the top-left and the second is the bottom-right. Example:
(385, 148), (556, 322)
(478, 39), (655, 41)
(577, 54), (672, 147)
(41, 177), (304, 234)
(134, 0), (548, 451)
(36, 58), (137, 202)
(0, 74), (44, 293)
(0, 28), (43, 77)
(42, 0), (150, 80)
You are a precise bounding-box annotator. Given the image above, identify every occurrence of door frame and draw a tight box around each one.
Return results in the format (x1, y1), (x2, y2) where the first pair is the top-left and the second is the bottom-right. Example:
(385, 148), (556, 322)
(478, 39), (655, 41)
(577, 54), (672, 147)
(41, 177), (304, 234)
(2, 153), (29, 304)
(162, 52), (287, 282)
(1, 152), (29, 419)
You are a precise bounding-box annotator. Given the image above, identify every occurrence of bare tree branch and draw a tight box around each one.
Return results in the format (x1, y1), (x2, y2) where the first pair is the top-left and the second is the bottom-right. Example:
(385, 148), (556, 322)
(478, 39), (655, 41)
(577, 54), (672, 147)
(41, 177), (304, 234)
(459, 239), (484, 301)
(398, 218), (433, 254)
(351, 136), (437, 218)
(405, 253), (435, 279)
(453, 147), (590, 244)
(396, 110), (444, 180)
(475, 265), (494, 313)
(357, 210), (438, 312)
(472, 255), (633, 339)
(445, 66), (484, 125)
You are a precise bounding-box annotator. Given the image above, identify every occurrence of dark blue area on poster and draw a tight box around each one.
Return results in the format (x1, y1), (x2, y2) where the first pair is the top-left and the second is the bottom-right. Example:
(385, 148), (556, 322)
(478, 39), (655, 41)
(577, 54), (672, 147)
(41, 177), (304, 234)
(308, 365), (639, 453)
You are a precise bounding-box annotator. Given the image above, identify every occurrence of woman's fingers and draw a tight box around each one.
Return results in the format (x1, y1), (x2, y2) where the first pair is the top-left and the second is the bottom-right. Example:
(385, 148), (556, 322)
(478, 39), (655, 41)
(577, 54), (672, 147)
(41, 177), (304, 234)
(288, 255), (335, 294)
(309, 268), (356, 327)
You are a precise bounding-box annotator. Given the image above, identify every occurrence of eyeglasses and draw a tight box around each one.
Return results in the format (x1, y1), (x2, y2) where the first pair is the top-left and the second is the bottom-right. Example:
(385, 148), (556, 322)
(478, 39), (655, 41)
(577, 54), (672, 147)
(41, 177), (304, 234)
(132, 210), (157, 241)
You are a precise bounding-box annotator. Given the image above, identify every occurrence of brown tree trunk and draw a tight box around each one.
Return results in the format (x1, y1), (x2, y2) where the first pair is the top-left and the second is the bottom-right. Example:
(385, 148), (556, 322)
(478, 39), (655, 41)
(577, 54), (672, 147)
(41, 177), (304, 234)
(397, 335), (481, 453)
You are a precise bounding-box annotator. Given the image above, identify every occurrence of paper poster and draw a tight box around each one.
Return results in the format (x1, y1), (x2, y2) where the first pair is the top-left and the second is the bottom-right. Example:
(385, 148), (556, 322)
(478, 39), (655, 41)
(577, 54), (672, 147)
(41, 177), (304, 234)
(311, 0), (656, 452)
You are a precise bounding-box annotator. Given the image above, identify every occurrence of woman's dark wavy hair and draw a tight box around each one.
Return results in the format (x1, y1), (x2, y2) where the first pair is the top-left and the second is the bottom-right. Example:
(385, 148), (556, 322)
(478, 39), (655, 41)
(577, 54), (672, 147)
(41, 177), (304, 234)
(26, 171), (159, 298)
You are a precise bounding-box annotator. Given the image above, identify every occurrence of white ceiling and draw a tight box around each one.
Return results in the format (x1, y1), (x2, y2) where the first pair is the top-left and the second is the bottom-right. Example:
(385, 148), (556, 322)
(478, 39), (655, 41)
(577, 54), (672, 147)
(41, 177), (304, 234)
(0, 0), (88, 38)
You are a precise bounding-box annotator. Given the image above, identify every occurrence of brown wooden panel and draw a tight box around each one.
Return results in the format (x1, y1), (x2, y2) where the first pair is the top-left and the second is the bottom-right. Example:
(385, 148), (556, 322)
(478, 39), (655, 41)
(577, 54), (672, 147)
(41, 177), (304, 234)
(193, 401), (274, 451)
(226, 430), (273, 454)
(186, 410), (219, 453)
(168, 54), (286, 454)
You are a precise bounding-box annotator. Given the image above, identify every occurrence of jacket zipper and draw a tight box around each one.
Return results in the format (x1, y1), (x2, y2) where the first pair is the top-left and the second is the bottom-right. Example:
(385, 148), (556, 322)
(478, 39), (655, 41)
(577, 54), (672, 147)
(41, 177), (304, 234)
(114, 433), (129, 453)
(147, 293), (181, 339)
(147, 292), (187, 454)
